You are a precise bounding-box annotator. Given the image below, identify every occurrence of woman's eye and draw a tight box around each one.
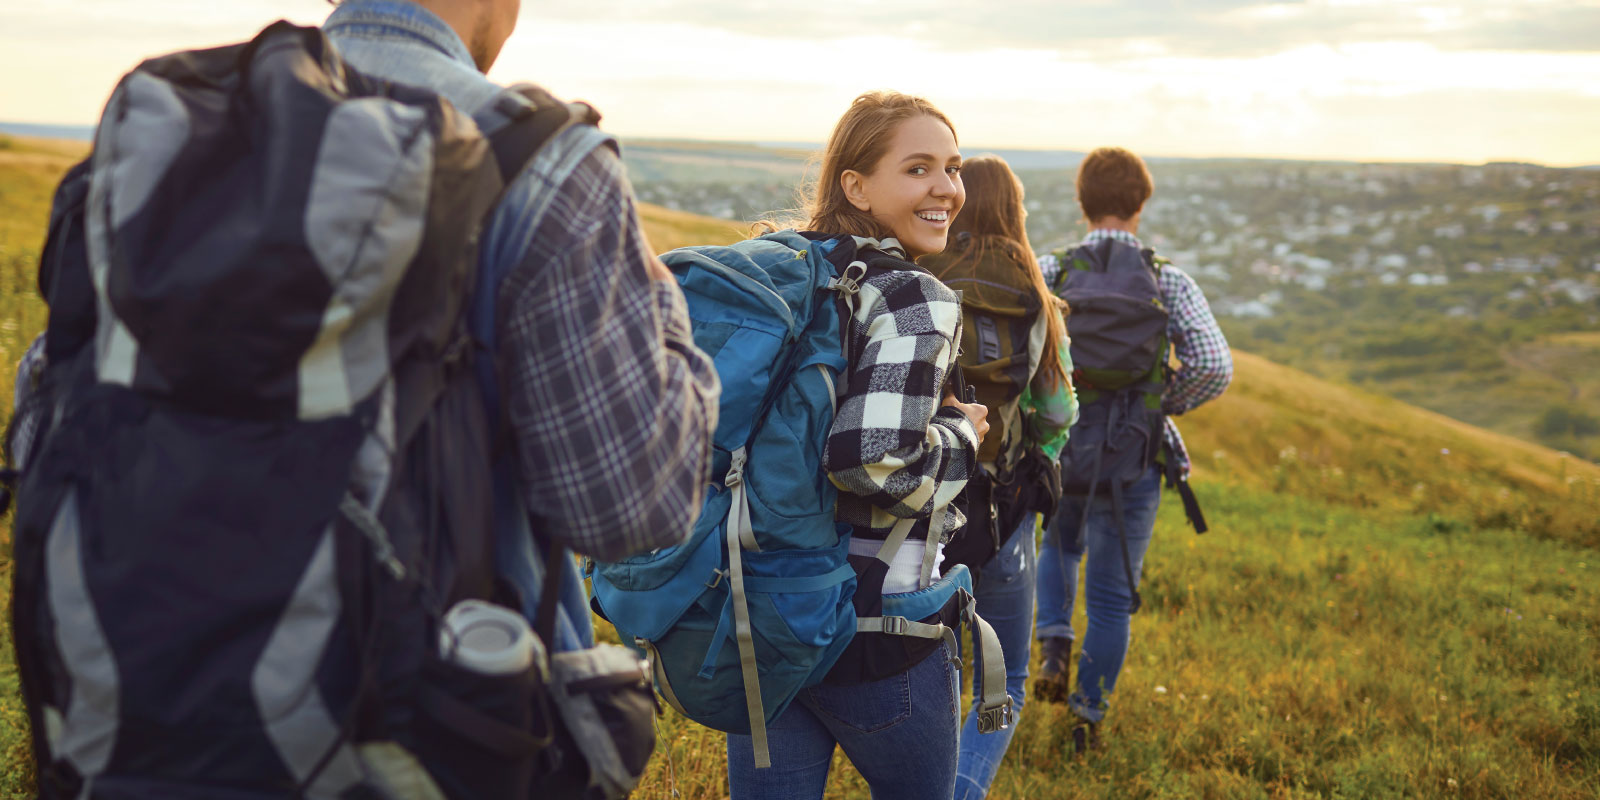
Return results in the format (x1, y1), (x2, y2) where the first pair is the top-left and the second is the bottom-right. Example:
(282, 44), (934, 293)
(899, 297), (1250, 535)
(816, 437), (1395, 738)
(947, 165), (962, 175)
(909, 166), (928, 176)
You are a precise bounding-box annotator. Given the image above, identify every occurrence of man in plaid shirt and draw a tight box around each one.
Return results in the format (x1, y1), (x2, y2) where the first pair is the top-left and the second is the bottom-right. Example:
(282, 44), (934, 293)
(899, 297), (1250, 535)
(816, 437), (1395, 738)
(1033, 146), (1232, 752)
(323, 0), (721, 653)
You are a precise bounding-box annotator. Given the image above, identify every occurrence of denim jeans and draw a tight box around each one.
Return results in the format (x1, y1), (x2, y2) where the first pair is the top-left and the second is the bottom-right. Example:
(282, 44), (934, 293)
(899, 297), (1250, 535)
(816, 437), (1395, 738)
(954, 514), (1038, 800)
(727, 642), (960, 800)
(1034, 465), (1162, 723)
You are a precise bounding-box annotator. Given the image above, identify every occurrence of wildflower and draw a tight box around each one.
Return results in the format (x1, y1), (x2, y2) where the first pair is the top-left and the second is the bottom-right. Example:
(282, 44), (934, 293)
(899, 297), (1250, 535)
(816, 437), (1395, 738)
(1155, 686), (1168, 695)
(1440, 448), (1450, 456)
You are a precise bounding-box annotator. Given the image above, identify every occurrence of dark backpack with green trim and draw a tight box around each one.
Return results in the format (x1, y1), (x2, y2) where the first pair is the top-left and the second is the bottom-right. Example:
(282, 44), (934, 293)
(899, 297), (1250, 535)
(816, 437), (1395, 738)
(1049, 238), (1171, 611)
(1052, 238), (1171, 491)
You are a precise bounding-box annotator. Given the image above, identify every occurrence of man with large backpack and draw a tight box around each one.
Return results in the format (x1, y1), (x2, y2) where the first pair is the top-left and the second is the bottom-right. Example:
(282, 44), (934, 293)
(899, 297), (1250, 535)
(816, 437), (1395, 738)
(5, 1), (718, 797)
(1033, 146), (1232, 754)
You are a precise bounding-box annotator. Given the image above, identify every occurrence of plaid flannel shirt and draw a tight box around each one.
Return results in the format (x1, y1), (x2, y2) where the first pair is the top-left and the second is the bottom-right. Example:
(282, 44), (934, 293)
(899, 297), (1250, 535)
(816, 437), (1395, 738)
(1038, 228), (1232, 476)
(329, 3), (720, 564)
(493, 151), (721, 561)
(824, 265), (980, 544)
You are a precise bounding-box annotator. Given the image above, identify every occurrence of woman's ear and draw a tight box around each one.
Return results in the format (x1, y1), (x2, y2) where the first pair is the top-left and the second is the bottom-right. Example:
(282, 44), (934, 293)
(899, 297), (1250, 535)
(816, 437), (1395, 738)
(841, 170), (871, 213)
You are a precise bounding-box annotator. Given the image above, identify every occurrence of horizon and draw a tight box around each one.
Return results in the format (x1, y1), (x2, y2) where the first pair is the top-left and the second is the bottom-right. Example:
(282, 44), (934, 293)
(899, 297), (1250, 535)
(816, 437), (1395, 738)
(5, 122), (1593, 171)
(3, 1), (1599, 166)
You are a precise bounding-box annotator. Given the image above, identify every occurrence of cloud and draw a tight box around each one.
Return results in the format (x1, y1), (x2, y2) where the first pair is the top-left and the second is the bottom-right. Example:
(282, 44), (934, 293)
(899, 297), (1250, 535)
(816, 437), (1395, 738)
(523, 0), (1600, 59)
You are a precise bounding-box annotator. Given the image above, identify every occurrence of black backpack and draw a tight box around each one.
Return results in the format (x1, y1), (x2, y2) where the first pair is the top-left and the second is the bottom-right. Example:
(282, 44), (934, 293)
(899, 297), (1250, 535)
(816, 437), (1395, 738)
(1051, 238), (1207, 613)
(4, 22), (626, 799)
(924, 235), (1063, 575)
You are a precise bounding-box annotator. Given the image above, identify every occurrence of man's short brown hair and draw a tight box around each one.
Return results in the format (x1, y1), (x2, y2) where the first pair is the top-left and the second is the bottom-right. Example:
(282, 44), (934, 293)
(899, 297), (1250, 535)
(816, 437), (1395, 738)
(1075, 147), (1153, 222)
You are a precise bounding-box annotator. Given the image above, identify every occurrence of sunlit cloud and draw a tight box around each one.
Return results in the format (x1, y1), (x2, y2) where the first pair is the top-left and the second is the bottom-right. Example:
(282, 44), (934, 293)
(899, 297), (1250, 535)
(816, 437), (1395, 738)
(2, 0), (1597, 164)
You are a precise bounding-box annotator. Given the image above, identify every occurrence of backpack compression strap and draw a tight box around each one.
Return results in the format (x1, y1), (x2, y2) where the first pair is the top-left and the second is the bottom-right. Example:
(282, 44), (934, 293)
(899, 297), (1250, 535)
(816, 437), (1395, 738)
(1161, 442), (1209, 534)
(855, 516), (1015, 735)
(716, 443), (856, 768)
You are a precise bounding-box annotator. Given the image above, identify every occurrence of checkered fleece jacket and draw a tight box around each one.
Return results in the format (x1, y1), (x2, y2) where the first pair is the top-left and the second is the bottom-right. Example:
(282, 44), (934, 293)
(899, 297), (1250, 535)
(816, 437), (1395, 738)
(824, 264), (981, 545)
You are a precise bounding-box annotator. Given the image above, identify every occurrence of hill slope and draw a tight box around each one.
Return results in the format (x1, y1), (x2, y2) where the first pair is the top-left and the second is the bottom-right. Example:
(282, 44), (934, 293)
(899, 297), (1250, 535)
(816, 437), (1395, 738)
(1, 138), (1597, 798)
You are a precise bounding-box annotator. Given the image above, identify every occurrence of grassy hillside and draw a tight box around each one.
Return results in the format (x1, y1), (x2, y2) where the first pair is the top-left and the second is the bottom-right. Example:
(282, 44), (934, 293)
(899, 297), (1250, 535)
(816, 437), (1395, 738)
(633, 354), (1600, 800)
(1241, 325), (1600, 465)
(638, 202), (748, 253)
(1, 137), (1597, 799)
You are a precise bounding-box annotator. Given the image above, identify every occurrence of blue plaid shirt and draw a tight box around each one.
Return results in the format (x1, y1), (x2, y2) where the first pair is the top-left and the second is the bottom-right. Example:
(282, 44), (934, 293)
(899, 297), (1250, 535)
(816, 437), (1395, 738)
(1038, 228), (1232, 476)
(326, 1), (719, 650)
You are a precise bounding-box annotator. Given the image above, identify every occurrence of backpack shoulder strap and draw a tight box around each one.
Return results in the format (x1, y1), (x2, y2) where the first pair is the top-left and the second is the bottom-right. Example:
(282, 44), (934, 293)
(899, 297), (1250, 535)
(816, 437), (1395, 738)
(473, 84), (612, 186)
(1143, 248), (1170, 275)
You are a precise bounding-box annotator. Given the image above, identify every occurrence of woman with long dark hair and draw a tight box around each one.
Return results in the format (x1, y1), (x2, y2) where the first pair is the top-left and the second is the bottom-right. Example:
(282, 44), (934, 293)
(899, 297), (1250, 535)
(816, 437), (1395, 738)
(923, 154), (1077, 800)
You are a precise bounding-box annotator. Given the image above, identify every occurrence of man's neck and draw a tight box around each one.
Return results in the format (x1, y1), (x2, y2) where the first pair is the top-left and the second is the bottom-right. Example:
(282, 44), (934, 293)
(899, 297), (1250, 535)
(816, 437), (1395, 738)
(410, 0), (493, 72)
(1086, 214), (1139, 235)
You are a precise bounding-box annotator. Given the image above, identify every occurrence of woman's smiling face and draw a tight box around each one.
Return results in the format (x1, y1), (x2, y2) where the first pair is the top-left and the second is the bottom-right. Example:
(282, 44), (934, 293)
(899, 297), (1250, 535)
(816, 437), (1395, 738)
(842, 114), (965, 260)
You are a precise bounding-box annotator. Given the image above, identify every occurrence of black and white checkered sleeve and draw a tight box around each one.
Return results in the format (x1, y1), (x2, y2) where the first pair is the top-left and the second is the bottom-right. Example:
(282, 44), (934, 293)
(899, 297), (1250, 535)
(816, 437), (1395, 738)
(824, 270), (978, 524)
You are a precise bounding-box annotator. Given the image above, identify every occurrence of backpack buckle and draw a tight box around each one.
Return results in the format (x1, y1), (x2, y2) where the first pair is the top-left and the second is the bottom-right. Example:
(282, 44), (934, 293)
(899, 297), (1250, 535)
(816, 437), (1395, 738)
(879, 616), (909, 635)
(724, 447), (748, 489)
(977, 696), (1015, 734)
(705, 569), (728, 590)
(828, 261), (869, 296)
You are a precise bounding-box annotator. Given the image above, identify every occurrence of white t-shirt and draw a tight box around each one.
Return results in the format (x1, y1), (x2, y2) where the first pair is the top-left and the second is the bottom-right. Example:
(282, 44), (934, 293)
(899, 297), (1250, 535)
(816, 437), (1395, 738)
(848, 537), (944, 595)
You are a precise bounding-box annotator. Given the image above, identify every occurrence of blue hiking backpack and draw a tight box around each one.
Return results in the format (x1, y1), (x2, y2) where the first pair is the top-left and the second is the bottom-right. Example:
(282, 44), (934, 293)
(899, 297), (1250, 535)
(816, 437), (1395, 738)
(589, 230), (861, 767)
(590, 232), (1014, 767)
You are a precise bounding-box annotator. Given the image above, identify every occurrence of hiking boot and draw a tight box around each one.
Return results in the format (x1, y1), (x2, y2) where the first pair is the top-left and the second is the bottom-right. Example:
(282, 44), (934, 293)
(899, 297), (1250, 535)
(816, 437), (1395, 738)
(1071, 720), (1100, 755)
(1033, 637), (1072, 704)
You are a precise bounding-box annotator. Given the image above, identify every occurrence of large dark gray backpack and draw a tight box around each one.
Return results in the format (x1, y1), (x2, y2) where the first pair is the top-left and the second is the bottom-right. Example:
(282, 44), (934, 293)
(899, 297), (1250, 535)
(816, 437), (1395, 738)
(1051, 238), (1206, 613)
(4, 22), (624, 799)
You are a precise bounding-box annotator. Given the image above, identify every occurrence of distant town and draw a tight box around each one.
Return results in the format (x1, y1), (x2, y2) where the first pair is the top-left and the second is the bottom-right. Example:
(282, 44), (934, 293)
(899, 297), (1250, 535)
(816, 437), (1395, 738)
(622, 143), (1600, 461)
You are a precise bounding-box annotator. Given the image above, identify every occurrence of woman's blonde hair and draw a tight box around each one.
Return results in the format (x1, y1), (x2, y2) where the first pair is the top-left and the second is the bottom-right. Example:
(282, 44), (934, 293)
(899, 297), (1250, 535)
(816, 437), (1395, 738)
(791, 91), (959, 248)
(944, 155), (1071, 390)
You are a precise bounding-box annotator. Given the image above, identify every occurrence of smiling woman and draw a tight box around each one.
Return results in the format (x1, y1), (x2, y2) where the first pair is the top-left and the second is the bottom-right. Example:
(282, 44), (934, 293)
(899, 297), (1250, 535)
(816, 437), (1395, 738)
(802, 91), (964, 251)
(722, 91), (996, 800)
(838, 114), (965, 260)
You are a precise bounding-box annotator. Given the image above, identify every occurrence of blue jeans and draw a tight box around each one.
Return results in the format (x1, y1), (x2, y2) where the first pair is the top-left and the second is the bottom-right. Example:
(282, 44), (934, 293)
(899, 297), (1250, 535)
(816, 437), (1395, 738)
(1034, 465), (1162, 723)
(727, 642), (960, 800)
(954, 514), (1037, 800)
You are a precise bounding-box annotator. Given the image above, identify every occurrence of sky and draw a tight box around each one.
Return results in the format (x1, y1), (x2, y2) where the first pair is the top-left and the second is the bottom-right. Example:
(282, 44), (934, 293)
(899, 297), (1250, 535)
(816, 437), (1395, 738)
(2, 0), (1598, 166)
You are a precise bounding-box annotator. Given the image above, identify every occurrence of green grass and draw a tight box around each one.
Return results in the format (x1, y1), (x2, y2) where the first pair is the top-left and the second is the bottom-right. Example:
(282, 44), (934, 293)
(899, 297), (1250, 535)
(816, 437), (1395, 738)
(632, 481), (1600, 800)
(2, 141), (1598, 799)
(0, 135), (71, 797)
